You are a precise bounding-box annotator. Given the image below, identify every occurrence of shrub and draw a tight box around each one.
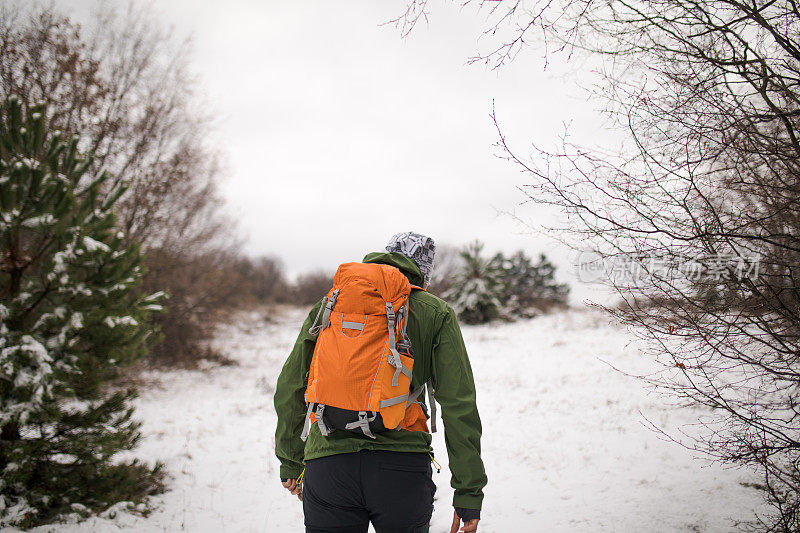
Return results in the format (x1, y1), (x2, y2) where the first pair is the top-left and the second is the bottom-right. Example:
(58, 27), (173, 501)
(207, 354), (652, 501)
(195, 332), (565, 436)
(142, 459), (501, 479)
(291, 271), (335, 306)
(444, 242), (570, 324)
(443, 242), (506, 324)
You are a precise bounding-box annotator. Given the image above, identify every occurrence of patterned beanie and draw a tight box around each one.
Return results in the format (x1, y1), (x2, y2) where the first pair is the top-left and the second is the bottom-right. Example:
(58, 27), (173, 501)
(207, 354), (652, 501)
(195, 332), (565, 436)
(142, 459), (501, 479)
(385, 231), (436, 286)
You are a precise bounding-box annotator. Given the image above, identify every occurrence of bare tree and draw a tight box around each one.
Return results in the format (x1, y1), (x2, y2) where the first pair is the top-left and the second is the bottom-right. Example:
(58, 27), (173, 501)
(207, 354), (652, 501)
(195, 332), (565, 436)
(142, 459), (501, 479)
(227, 255), (288, 305)
(395, 0), (800, 530)
(292, 271), (335, 306)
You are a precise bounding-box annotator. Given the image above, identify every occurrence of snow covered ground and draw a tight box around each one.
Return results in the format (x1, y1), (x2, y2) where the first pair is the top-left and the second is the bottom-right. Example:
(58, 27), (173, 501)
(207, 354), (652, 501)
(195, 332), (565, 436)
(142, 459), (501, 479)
(20, 306), (768, 532)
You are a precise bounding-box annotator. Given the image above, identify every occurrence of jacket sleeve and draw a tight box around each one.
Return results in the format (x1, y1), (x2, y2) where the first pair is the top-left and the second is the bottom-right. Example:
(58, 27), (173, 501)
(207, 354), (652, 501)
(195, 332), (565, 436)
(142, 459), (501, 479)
(273, 302), (322, 480)
(431, 306), (487, 510)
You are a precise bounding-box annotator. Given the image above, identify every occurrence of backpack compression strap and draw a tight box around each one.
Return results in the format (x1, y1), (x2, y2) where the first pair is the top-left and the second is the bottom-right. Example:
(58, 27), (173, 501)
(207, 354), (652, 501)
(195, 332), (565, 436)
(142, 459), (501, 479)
(385, 302), (413, 387)
(379, 382), (426, 409)
(308, 289), (340, 336)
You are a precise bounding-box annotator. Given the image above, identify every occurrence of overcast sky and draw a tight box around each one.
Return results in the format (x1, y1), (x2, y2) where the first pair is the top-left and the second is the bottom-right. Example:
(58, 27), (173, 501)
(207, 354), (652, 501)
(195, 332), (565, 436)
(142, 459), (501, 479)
(64, 0), (611, 303)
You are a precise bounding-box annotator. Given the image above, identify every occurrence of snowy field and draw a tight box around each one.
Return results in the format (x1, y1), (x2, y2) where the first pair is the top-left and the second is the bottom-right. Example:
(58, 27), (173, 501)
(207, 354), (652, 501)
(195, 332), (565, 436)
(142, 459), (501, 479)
(18, 306), (769, 532)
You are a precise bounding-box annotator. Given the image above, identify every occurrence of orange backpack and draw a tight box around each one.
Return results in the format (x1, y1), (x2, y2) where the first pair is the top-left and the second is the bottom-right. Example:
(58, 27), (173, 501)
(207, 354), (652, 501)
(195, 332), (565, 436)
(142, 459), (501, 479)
(300, 262), (430, 440)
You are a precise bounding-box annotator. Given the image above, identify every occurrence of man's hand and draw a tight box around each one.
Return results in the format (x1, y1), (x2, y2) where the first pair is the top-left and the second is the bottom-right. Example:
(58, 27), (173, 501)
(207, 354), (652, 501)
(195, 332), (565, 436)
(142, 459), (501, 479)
(451, 510), (479, 533)
(281, 478), (303, 501)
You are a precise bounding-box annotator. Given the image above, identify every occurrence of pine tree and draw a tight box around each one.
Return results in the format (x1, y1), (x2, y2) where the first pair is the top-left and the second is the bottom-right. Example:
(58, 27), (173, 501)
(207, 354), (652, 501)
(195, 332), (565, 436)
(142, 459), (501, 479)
(501, 251), (569, 317)
(443, 241), (506, 324)
(443, 244), (570, 324)
(0, 97), (163, 527)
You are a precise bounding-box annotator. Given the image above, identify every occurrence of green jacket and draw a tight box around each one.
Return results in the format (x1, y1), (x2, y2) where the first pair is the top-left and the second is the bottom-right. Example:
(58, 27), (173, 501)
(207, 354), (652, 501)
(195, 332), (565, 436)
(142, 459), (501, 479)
(273, 252), (487, 510)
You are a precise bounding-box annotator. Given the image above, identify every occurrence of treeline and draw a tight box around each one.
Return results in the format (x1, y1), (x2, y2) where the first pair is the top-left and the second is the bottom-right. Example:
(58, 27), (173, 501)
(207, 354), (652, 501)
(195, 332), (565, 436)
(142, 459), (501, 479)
(234, 241), (570, 327)
(227, 258), (333, 308)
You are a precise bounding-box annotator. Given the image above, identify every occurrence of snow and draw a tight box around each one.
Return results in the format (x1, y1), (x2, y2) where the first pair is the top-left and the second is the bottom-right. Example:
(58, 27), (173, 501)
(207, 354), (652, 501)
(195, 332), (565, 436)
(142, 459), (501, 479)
(1, 499), (35, 528)
(143, 291), (166, 301)
(0, 208), (20, 224)
(52, 242), (77, 275)
(70, 312), (84, 330)
(82, 236), (111, 253)
(21, 214), (54, 228)
(13, 306), (768, 532)
(15, 157), (39, 169)
(6, 335), (52, 389)
(104, 316), (138, 328)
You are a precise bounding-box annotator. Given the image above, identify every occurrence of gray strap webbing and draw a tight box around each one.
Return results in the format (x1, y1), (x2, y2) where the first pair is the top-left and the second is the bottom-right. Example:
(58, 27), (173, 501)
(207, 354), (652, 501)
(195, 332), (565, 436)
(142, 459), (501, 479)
(389, 354), (411, 387)
(379, 392), (409, 408)
(341, 320), (365, 331)
(344, 411), (377, 439)
(385, 302), (408, 386)
(389, 356), (401, 386)
(379, 384), (425, 409)
(388, 352), (412, 387)
(315, 403), (330, 436)
(307, 296), (328, 335)
(300, 403), (314, 442)
(385, 301), (397, 356)
(427, 381), (437, 433)
(407, 383), (425, 405)
(399, 304), (409, 342)
(318, 289), (339, 333)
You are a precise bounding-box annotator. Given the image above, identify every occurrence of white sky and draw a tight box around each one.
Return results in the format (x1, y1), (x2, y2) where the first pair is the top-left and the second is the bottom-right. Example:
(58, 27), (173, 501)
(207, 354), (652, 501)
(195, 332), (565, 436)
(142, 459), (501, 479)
(63, 0), (613, 303)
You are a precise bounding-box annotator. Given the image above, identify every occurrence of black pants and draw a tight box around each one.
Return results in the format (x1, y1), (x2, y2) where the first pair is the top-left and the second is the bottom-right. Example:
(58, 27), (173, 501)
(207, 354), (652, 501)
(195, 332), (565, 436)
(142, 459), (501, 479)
(303, 450), (436, 533)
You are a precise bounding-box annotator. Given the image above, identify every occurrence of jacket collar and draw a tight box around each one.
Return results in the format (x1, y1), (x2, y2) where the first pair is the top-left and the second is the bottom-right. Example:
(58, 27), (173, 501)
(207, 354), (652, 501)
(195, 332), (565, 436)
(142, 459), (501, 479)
(362, 251), (425, 287)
